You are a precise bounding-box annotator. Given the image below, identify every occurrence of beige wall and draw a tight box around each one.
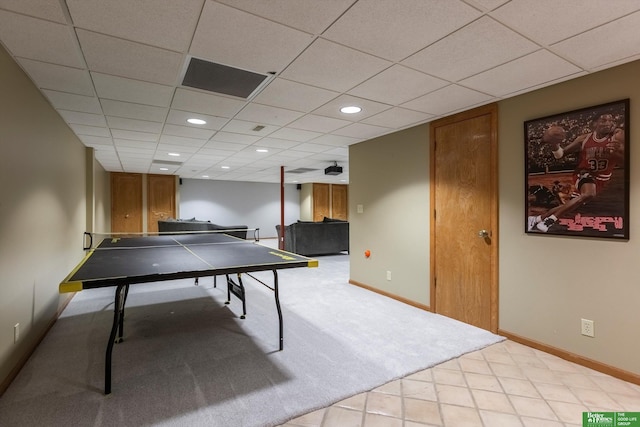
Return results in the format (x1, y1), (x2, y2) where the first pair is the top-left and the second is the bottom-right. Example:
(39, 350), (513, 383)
(349, 60), (640, 376)
(0, 45), (87, 386)
(349, 125), (430, 305)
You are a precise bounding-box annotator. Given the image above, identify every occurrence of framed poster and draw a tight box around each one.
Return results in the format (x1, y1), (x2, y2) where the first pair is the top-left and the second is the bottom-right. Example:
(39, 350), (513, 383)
(525, 99), (629, 239)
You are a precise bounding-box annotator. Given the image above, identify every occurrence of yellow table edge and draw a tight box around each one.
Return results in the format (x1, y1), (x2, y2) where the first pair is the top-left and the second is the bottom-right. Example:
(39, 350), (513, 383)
(59, 248), (96, 293)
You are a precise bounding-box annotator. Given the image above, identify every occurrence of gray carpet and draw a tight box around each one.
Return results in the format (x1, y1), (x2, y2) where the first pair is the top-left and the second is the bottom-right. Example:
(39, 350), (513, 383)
(0, 250), (504, 427)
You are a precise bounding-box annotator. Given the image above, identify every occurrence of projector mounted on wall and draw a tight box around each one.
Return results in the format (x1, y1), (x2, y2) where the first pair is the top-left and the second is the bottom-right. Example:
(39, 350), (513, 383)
(324, 161), (343, 176)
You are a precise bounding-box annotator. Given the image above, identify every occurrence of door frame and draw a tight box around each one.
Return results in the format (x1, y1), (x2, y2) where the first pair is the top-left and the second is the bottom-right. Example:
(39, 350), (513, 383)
(429, 103), (499, 333)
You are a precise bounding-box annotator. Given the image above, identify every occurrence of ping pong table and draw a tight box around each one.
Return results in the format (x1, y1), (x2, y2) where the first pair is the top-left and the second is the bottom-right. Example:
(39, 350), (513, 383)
(59, 232), (318, 394)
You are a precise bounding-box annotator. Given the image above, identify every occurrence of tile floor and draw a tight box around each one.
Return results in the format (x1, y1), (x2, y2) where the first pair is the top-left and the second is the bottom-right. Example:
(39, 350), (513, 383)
(279, 340), (640, 427)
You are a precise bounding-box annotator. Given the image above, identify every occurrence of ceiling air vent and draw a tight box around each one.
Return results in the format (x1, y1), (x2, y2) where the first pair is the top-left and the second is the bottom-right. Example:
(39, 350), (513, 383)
(286, 168), (319, 174)
(182, 57), (270, 99)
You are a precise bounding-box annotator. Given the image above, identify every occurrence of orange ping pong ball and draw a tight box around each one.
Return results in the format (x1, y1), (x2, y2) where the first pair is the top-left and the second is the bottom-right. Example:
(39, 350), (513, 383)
(364, 250), (371, 258)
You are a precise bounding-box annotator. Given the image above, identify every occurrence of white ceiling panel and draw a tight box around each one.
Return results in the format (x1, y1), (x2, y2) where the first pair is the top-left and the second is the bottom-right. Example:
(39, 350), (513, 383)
(215, 0), (354, 35)
(280, 39), (391, 92)
(323, 0), (480, 61)
(252, 78), (339, 113)
(66, 0), (203, 52)
(43, 90), (102, 114)
(348, 64), (448, 105)
(402, 85), (494, 116)
(460, 50), (582, 97)
(92, 73), (174, 107)
(3, 1), (639, 182)
(402, 16), (538, 82)
(77, 30), (184, 85)
(0, 11), (84, 68)
(552, 11), (640, 70)
(172, 88), (245, 117)
(491, 0), (640, 46)
(100, 100), (168, 123)
(18, 59), (94, 96)
(191, 2), (314, 73)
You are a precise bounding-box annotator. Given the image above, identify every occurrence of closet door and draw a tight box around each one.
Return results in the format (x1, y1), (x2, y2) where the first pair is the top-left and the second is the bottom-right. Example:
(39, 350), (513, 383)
(331, 184), (348, 220)
(147, 174), (176, 233)
(312, 183), (330, 221)
(111, 172), (142, 234)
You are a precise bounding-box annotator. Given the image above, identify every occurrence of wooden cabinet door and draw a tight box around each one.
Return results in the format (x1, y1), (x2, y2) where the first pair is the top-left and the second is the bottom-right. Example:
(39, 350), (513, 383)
(331, 184), (348, 220)
(147, 174), (176, 233)
(111, 172), (142, 234)
(312, 183), (330, 221)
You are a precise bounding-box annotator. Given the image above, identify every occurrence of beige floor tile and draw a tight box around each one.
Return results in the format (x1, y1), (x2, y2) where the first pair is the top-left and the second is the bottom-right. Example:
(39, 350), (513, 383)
(465, 372), (503, 392)
(335, 393), (367, 411)
(490, 361), (528, 379)
(546, 400), (588, 424)
(406, 368), (434, 383)
(555, 371), (599, 390)
(459, 357), (492, 375)
(499, 377), (541, 398)
(432, 367), (467, 387)
(436, 383), (475, 407)
(522, 366), (565, 385)
(373, 379), (401, 396)
(520, 417), (565, 427)
(284, 408), (326, 426)
(571, 386), (623, 409)
(365, 391), (402, 418)
(322, 406), (363, 427)
(479, 410), (523, 427)
(363, 412), (402, 427)
(440, 404), (483, 427)
(534, 383), (580, 404)
(403, 398), (442, 425)
(509, 395), (559, 420)
(402, 378), (437, 401)
(609, 391), (640, 410)
(471, 389), (516, 413)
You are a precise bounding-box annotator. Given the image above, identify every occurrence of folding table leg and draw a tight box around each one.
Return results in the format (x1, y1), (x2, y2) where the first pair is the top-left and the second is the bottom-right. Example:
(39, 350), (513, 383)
(105, 283), (128, 394)
(272, 270), (283, 351)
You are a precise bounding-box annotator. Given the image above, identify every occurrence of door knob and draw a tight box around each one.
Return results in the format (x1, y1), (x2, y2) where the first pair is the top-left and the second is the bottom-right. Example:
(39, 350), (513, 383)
(478, 229), (490, 238)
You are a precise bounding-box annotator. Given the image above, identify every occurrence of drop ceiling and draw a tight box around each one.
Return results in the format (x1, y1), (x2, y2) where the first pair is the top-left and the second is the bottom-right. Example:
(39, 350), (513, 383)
(1, 0), (640, 184)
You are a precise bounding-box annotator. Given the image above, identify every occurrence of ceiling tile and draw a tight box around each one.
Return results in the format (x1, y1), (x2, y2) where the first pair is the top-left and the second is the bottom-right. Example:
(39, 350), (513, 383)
(215, 0), (354, 34)
(43, 90), (102, 114)
(190, 2), (314, 73)
(552, 11), (640, 70)
(166, 110), (229, 130)
(252, 78), (339, 112)
(402, 85), (494, 115)
(59, 110), (107, 127)
(255, 138), (301, 149)
(460, 50), (582, 97)
(0, 0), (68, 23)
(308, 134), (360, 147)
(77, 30), (183, 85)
(268, 127), (323, 142)
(288, 114), (351, 133)
(111, 129), (158, 142)
(312, 95), (391, 121)
(333, 122), (392, 139)
(235, 104), (305, 126)
(106, 116), (164, 133)
(361, 107), (434, 129)
(220, 119), (278, 136)
(402, 16), (538, 82)
(159, 135), (208, 148)
(100, 100), (168, 122)
(491, 0), (640, 45)
(162, 124), (215, 140)
(66, 0), (203, 52)
(210, 132), (259, 145)
(18, 59), (94, 96)
(68, 124), (111, 137)
(280, 38), (391, 92)
(92, 73), (174, 107)
(322, 0), (480, 61)
(349, 64), (448, 105)
(0, 11), (84, 68)
(172, 88), (246, 117)
(78, 135), (113, 147)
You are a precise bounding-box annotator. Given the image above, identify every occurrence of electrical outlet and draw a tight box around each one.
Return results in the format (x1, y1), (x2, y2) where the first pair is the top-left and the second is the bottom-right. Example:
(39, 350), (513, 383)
(581, 318), (594, 337)
(14, 323), (19, 343)
(386, 270), (391, 281)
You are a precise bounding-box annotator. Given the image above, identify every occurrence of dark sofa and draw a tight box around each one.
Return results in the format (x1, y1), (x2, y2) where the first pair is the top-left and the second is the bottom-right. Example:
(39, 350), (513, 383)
(158, 218), (248, 239)
(276, 218), (349, 256)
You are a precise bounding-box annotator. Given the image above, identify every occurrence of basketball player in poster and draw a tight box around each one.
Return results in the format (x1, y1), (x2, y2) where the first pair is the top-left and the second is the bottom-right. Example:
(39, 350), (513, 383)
(528, 112), (625, 232)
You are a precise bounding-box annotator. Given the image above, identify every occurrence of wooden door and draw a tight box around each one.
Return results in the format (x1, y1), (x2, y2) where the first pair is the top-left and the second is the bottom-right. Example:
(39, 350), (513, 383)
(111, 172), (142, 234)
(430, 104), (498, 332)
(312, 183), (330, 221)
(147, 174), (176, 233)
(331, 184), (348, 220)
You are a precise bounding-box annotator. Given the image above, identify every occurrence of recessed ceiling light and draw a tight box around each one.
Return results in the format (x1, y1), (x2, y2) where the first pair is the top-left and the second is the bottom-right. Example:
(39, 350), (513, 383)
(221, 166), (230, 169)
(159, 167), (169, 171)
(256, 148), (268, 153)
(340, 106), (361, 114)
(202, 175), (209, 178)
(187, 118), (207, 125)
(168, 152), (180, 157)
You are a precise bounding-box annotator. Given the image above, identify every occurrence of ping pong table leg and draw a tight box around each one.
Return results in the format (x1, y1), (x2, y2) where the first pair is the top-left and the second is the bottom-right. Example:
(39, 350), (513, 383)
(105, 283), (128, 394)
(225, 274), (247, 319)
(272, 270), (283, 351)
